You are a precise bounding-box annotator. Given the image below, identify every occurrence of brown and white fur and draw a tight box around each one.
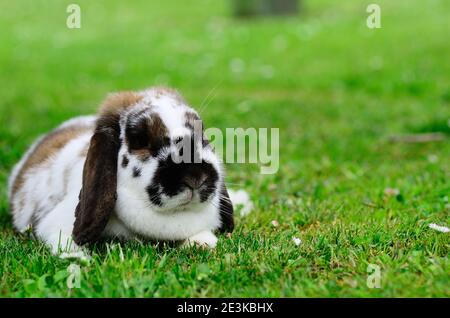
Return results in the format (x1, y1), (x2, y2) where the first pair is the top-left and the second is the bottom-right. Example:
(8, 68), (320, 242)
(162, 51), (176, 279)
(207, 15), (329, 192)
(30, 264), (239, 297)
(8, 87), (234, 258)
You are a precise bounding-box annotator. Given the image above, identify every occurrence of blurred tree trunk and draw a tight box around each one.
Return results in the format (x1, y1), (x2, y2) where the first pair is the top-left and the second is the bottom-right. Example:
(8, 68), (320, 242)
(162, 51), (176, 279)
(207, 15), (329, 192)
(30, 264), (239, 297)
(232, 0), (300, 17)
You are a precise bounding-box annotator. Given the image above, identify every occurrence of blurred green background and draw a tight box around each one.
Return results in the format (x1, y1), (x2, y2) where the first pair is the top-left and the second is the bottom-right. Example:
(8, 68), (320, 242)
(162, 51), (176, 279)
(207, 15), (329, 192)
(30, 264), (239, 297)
(0, 0), (449, 297)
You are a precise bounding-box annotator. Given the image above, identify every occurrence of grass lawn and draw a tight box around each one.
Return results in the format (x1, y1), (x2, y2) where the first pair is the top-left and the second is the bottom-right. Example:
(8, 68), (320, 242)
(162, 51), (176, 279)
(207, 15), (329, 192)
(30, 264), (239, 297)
(0, 0), (449, 297)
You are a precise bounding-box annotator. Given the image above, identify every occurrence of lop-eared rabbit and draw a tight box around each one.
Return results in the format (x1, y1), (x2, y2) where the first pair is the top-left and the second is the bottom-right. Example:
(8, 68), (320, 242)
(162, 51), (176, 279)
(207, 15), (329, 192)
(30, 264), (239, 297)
(8, 87), (234, 258)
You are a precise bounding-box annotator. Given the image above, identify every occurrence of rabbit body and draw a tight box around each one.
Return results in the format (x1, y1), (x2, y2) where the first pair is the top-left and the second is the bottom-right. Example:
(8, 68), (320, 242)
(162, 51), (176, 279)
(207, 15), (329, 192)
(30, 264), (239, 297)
(8, 88), (234, 257)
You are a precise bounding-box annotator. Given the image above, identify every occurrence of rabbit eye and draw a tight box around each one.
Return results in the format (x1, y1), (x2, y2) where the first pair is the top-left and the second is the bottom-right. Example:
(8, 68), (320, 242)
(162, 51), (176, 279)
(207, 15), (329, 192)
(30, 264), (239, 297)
(127, 129), (149, 150)
(126, 113), (171, 158)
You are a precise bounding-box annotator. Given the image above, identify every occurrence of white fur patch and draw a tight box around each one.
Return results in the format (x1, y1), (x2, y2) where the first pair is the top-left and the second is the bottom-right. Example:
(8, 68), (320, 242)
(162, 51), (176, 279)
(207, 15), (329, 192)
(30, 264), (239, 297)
(183, 230), (218, 248)
(229, 189), (253, 216)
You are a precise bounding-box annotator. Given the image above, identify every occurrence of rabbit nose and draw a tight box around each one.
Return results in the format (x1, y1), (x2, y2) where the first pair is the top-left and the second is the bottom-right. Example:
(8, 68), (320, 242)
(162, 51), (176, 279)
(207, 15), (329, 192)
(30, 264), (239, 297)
(183, 174), (208, 190)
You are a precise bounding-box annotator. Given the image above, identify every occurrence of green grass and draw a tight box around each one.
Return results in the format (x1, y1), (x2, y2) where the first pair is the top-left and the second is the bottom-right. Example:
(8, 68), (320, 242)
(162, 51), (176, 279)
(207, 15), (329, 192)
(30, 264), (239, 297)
(0, 0), (449, 297)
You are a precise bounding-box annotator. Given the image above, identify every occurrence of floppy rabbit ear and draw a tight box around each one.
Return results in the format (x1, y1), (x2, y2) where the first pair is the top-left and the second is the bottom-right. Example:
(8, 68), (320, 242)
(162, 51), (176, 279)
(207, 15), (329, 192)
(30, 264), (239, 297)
(218, 184), (234, 233)
(73, 92), (142, 245)
(72, 114), (121, 245)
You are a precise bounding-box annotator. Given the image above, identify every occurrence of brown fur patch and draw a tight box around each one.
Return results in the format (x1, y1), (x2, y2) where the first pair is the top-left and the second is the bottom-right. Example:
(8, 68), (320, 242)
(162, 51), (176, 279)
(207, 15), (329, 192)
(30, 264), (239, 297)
(131, 149), (151, 161)
(11, 125), (91, 200)
(126, 112), (170, 161)
(149, 113), (169, 138)
(99, 91), (143, 117)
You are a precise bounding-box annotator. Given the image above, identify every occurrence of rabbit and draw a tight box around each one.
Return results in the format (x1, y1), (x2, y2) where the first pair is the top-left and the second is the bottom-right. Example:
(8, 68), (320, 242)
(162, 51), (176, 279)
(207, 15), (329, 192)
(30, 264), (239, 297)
(8, 87), (234, 258)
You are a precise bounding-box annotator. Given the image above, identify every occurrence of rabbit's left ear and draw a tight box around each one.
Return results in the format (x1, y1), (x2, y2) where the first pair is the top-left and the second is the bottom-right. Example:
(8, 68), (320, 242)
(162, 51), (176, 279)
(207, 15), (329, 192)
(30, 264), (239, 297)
(73, 92), (142, 245)
(218, 184), (234, 233)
